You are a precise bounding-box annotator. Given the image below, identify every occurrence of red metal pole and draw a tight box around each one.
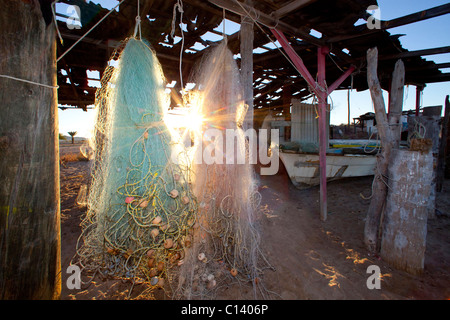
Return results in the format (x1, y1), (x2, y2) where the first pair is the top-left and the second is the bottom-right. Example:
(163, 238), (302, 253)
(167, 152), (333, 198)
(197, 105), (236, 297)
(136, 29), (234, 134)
(271, 29), (354, 221)
(327, 65), (356, 94)
(270, 29), (319, 96)
(318, 46), (329, 221)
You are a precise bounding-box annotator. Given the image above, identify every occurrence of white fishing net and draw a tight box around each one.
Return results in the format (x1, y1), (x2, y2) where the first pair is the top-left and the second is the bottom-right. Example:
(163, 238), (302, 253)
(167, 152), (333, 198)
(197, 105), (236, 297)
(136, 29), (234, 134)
(172, 40), (273, 299)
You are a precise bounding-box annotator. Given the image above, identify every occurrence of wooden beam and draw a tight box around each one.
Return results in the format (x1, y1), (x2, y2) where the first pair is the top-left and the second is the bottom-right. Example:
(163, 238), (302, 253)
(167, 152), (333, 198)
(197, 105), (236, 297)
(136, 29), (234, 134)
(59, 32), (196, 64)
(407, 73), (450, 84)
(382, 3), (450, 29)
(207, 0), (325, 46)
(406, 62), (450, 72)
(437, 62), (450, 69)
(330, 3), (450, 43)
(379, 46), (450, 61)
(273, 0), (317, 19)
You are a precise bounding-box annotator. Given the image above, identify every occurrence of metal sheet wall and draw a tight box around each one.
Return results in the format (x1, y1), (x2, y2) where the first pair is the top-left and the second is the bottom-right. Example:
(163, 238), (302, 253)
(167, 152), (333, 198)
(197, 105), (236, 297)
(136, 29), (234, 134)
(291, 99), (330, 145)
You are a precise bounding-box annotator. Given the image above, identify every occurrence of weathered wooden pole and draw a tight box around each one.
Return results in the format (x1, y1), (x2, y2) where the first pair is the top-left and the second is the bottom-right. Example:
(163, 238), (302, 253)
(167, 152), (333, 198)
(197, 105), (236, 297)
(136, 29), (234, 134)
(388, 60), (405, 149)
(438, 95), (450, 185)
(240, 3), (254, 130)
(0, 0), (61, 299)
(364, 48), (396, 252)
(317, 46), (329, 221)
(415, 85), (424, 116)
(437, 97), (449, 190)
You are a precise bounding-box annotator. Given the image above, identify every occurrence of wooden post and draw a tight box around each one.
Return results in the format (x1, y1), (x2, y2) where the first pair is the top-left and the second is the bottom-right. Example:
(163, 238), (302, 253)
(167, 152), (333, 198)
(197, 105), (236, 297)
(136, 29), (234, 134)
(444, 96), (450, 179)
(317, 46), (329, 221)
(0, 0), (60, 299)
(437, 95), (449, 191)
(240, 3), (254, 130)
(364, 48), (396, 252)
(388, 60), (405, 148)
(380, 149), (433, 275)
(415, 85), (424, 116)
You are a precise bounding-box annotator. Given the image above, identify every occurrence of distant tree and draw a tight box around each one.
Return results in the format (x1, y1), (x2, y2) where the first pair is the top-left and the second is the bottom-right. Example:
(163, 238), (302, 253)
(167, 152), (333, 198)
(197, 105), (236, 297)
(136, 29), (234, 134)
(59, 133), (67, 140)
(68, 131), (77, 144)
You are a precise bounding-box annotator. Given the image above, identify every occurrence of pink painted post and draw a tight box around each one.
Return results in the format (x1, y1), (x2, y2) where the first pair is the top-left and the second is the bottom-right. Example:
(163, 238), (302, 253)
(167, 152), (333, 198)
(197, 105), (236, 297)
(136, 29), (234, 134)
(327, 65), (356, 93)
(270, 29), (319, 96)
(271, 29), (355, 221)
(317, 46), (329, 221)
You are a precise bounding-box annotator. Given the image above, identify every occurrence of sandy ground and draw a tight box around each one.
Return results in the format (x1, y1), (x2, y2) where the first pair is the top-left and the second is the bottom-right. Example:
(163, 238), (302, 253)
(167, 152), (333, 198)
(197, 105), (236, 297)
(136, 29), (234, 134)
(59, 143), (450, 300)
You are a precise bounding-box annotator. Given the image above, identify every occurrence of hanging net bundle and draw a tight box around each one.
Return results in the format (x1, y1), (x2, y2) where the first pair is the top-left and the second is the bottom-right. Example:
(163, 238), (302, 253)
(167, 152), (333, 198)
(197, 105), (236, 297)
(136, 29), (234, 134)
(75, 37), (197, 295)
(172, 40), (272, 299)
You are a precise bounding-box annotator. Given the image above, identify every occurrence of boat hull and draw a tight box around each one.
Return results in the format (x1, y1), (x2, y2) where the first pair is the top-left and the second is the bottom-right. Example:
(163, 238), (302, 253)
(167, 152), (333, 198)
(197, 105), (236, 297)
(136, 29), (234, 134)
(279, 151), (377, 189)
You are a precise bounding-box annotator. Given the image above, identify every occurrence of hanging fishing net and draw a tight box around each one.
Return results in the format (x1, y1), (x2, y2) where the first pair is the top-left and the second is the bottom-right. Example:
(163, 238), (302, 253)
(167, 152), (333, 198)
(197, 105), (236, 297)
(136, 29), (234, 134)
(75, 37), (197, 296)
(75, 36), (272, 299)
(171, 40), (273, 300)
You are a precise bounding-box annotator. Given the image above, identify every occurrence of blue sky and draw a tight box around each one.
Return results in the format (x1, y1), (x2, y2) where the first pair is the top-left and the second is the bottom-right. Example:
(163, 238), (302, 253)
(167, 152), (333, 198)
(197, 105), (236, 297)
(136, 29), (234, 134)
(58, 0), (450, 137)
(327, 0), (450, 125)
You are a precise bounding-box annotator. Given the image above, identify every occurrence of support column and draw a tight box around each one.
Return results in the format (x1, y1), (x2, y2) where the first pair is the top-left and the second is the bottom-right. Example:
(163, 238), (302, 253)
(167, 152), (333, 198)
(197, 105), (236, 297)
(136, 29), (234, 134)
(240, 9), (254, 130)
(0, 0), (61, 299)
(271, 29), (354, 222)
(317, 46), (329, 221)
(415, 85), (424, 116)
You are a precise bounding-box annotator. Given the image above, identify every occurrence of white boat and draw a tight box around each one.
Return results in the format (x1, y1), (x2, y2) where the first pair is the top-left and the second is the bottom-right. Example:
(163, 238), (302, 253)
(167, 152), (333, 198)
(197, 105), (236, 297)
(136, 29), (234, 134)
(279, 149), (377, 189)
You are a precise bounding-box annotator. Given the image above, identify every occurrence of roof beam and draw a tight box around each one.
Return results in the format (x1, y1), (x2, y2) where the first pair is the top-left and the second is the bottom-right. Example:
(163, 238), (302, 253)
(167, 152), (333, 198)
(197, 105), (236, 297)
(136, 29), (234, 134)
(272, 0), (317, 19)
(330, 3), (450, 43)
(378, 46), (450, 61)
(378, 3), (450, 31)
(207, 0), (325, 46)
(406, 62), (450, 72)
(407, 73), (450, 84)
(437, 62), (450, 69)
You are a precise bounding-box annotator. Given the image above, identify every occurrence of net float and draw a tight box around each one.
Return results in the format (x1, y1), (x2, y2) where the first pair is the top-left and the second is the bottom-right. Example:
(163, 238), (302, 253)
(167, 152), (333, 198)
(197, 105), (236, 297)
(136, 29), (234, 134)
(139, 200), (148, 208)
(151, 228), (159, 239)
(198, 252), (206, 261)
(152, 216), (162, 225)
(181, 196), (190, 205)
(125, 196), (134, 204)
(149, 269), (157, 277)
(164, 238), (173, 249)
(207, 279), (216, 289)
